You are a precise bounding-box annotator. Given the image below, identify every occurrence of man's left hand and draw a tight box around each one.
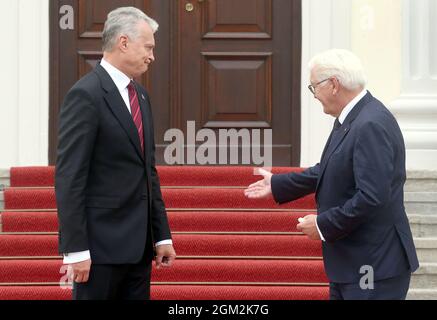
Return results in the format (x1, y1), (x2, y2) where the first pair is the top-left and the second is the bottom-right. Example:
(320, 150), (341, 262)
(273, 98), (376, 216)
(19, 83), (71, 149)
(296, 215), (321, 240)
(155, 244), (176, 269)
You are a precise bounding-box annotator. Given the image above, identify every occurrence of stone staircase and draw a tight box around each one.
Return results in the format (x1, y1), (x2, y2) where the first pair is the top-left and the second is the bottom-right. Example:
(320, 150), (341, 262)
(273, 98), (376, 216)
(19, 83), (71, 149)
(0, 169), (9, 231)
(0, 168), (436, 299)
(405, 170), (437, 300)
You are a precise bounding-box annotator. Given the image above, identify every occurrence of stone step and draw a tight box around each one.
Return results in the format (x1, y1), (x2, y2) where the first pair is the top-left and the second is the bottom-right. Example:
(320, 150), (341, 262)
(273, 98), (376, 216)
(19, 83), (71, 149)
(0, 169), (9, 212)
(415, 238), (437, 263)
(404, 192), (437, 215)
(405, 170), (437, 193)
(410, 263), (437, 289)
(409, 214), (437, 238)
(0, 191), (3, 211)
(407, 289), (437, 300)
(0, 169), (9, 190)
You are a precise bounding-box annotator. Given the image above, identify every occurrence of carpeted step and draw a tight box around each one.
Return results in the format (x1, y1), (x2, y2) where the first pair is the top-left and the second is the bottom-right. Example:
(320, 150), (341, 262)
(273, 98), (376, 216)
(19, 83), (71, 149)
(156, 166), (304, 187)
(0, 234), (322, 257)
(1, 211), (59, 232)
(4, 189), (57, 210)
(0, 285), (329, 300)
(10, 166), (303, 187)
(0, 210), (313, 233)
(0, 259), (327, 284)
(3, 188), (315, 210)
(152, 285), (329, 300)
(0, 286), (71, 300)
(10, 167), (55, 188)
(0, 235), (59, 257)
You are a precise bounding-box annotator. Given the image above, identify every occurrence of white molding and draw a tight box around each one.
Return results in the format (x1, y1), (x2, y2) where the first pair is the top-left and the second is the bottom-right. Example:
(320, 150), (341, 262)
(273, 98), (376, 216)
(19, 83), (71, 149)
(17, 0), (49, 166)
(0, 1), (19, 167)
(300, 0), (352, 167)
(0, 0), (49, 168)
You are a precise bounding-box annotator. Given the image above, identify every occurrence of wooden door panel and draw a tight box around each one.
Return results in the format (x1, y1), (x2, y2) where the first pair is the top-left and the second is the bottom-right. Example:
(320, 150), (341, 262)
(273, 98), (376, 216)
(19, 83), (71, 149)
(77, 51), (102, 79)
(203, 0), (272, 38)
(202, 52), (272, 128)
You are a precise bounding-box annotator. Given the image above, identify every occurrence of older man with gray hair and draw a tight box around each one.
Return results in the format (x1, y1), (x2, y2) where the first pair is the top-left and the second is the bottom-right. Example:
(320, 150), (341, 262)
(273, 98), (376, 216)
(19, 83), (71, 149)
(245, 49), (419, 299)
(55, 7), (176, 300)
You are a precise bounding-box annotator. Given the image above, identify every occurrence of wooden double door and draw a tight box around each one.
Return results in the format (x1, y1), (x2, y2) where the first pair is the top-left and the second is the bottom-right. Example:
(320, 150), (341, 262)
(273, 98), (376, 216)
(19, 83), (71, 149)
(49, 0), (301, 166)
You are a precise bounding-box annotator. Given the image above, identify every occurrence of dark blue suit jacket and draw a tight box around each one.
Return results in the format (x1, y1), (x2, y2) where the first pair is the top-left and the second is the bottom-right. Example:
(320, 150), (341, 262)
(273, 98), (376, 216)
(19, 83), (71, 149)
(271, 92), (419, 283)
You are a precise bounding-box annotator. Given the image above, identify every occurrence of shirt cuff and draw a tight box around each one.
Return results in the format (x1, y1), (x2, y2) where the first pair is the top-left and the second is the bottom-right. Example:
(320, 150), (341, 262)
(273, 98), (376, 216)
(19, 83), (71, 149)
(315, 217), (326, 242)
(63, 250), (91, 264)
(155, 239), (173, 246)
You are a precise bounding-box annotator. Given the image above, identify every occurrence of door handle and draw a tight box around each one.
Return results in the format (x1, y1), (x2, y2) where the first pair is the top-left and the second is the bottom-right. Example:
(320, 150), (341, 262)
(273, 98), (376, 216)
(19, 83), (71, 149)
(185, 3), (194, 12)
(186, 0), (207, 13)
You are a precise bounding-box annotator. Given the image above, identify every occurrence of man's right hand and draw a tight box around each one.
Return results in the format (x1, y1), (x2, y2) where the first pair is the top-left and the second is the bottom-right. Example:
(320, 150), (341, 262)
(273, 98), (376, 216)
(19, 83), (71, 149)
(244, 168), (273, 199)
(67, 259), (91, 283)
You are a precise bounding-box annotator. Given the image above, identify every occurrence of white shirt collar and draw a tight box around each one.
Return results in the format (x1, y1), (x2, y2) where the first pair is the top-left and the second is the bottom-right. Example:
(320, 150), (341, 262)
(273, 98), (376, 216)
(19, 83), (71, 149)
(338, 89), (367, 124)
(100, 58), (131, 91)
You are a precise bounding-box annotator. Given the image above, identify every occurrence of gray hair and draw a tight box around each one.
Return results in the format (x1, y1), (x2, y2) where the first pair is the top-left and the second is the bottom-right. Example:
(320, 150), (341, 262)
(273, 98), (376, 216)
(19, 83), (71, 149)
(308, 49), (367, 91)
(102, 7), (159, 52)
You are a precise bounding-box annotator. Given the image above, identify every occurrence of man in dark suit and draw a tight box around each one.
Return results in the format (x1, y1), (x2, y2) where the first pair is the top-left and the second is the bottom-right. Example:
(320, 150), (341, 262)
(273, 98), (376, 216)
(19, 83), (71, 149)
(245, 49), (419, 299)
(55, 7), (176, 300)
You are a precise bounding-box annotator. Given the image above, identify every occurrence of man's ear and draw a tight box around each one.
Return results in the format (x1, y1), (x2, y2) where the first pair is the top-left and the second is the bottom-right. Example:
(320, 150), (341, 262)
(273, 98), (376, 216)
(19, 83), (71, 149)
(119, 35), (129, 52)
(332, 77), (340, 95)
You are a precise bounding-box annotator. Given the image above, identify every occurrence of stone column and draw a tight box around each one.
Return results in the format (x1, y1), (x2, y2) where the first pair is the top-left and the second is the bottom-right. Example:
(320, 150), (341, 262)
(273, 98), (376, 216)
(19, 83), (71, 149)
(391, 0), (437, 170)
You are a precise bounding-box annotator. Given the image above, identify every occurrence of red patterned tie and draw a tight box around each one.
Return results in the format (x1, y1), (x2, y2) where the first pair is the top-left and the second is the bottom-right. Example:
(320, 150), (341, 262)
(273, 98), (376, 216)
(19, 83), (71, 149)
(127, 81), (144, 153)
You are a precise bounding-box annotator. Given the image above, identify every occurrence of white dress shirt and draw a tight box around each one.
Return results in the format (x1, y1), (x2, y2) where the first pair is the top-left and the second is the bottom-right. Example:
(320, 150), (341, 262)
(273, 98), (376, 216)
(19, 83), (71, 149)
(63, 59), (172, 264)
(315, 89), (368, 242)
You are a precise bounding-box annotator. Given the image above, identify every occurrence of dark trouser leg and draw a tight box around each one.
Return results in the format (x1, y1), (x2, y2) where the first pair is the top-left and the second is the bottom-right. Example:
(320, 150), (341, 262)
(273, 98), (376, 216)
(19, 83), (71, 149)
(117, 247), (154, 300)
(117, 232), (154, 300)
(329, 282), (344, 300)
(72, 264), (125, 300)
(332, 272), (412, 300)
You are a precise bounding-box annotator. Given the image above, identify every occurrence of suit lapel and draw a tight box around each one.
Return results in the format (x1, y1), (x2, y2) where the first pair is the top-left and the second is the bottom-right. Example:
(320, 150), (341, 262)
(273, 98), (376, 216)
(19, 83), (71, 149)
(316, 92), (374, 193)
(94, 64), (145, 162)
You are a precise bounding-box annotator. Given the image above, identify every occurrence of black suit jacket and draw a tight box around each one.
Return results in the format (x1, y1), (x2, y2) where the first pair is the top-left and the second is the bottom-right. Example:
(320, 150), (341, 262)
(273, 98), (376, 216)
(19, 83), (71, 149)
(271, 92), (419, 283)
(55, 63), (171, 264)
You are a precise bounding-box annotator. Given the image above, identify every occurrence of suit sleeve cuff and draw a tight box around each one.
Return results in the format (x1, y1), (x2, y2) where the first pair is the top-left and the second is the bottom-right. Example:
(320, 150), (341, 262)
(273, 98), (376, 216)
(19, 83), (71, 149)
(63, 250), (91, 264)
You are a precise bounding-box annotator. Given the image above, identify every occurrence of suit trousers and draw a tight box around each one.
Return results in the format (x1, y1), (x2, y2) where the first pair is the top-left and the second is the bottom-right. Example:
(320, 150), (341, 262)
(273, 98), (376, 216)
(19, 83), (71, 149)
(329, 271), (411, 300)
(72, 234), (154, 300)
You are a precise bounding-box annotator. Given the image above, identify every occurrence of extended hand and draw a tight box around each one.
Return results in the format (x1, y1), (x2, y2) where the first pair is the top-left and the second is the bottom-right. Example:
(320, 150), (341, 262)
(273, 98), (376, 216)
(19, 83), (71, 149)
(244, 168), (273, 199)
(67, 259), (92, 283)
(155, 244), (176, 269)
(296, 215), (321, 240)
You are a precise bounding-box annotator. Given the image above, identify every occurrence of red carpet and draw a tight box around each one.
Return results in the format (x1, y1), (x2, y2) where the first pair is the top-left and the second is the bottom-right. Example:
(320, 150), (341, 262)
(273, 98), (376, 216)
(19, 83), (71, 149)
(1, 210), (310, 233)
(0, 234), (322, 257)
(3, 188), (315, 210)
(10, 166), (303, 187)
(0, 259), (327, 283)
(0, 166), (328, 300)
(0, 285), (328, 300)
